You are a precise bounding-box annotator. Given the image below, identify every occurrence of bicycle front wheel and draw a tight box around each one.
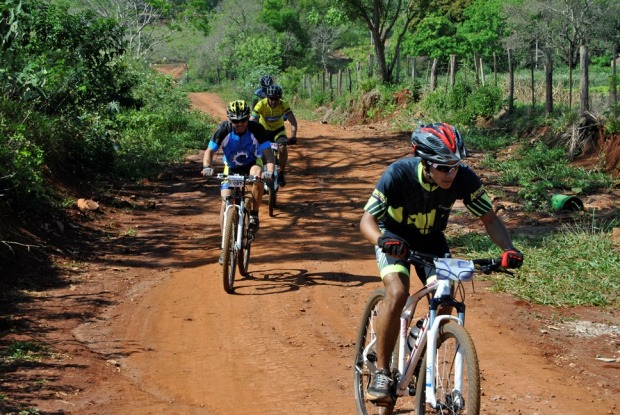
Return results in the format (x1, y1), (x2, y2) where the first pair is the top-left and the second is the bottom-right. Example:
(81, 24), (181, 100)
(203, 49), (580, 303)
(268, 182), (277, 217)
(353, 289), (404, 415)
(414, 323), (480, 415)
(222, 208), (238, 294)
(238, 211), (252, 276)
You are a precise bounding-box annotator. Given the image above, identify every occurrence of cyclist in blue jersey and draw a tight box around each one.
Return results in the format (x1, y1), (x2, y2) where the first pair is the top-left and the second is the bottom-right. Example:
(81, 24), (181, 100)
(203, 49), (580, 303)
(202, 100), (275, 240)
(360, 122), (523, 404)
(252, 74), (273, 108)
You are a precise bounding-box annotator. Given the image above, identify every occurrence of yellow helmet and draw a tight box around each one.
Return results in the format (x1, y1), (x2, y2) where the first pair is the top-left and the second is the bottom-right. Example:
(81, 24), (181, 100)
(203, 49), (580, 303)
(226, 100), (250, 121)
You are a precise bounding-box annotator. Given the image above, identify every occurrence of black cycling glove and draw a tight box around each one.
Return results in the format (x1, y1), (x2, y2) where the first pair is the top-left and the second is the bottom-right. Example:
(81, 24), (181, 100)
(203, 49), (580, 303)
(377, 235), (408, 257)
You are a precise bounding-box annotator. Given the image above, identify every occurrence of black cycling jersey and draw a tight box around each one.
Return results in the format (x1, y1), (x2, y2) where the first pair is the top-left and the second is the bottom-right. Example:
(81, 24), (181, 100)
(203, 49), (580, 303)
(364, 157), (492, 244)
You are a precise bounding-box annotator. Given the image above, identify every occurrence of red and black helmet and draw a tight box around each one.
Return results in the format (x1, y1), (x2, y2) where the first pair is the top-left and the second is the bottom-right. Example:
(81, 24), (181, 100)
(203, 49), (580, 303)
(410, 122), (467, 164)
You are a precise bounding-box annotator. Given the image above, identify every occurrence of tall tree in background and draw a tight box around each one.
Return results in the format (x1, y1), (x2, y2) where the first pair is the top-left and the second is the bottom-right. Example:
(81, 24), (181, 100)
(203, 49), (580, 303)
(74, 0), (217, 58)
(457, 0), (508, 62)
(340, 0), (429, 83)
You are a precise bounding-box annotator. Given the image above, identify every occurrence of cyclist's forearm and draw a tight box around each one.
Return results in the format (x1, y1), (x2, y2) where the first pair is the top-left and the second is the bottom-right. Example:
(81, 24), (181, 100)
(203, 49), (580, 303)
(481, 210), (515, 250)
(203, 148), (215, 167)
(287, 113), (298, 137)
(360, 211), (383, 246)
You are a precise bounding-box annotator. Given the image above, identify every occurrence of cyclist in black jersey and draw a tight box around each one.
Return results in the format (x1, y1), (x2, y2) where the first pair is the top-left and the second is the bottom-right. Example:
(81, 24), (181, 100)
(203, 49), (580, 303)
(359, 122), (524, 404)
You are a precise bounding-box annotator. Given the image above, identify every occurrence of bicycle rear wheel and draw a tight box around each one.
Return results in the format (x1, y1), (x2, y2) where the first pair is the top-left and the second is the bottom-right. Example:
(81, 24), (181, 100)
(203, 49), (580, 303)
(238, 210), (252, 276)
(222, 208), (238, 294)
(414, 323), (480, 415)
(353, 289), (409, 415)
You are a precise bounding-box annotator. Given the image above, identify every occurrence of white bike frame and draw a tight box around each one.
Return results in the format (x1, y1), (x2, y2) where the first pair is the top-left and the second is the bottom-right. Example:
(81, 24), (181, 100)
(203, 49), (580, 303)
(364, 258), (476, 409)
(219, 174), (251, 253)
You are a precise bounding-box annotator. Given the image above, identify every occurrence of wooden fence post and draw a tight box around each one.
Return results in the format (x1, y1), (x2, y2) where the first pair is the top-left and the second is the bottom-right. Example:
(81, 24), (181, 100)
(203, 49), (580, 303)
(348, 67), (353, 94)
(508, 49), (514, 112)
(545, 48), (553, 115)
(493, 52), (497, 86)
(429, 58), (438, 92)
(479, 57), (485, 86)
(530, 49), (535, 109)
(579, 45), (589, 114)
(611, 45), (618, 113)
(569, 47), (573, 110)
(338, 69), (343, 97)
(449, 54), (456, 87)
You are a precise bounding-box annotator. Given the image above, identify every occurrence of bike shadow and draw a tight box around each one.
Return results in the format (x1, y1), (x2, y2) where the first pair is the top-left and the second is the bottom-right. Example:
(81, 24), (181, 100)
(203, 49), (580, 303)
(229, 267), (378, 296)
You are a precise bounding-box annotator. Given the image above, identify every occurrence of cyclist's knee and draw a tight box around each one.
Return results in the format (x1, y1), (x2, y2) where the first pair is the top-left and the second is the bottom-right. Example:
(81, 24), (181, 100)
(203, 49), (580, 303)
(383, 274), (409, 303)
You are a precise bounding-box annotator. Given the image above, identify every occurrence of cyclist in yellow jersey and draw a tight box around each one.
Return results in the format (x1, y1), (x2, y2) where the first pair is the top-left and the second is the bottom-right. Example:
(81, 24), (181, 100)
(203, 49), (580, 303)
(250, 84), (298, 187)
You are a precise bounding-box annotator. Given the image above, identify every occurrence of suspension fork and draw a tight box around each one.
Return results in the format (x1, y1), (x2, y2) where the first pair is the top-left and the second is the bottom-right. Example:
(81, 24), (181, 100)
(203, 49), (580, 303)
(221, 195), (236, 249)
(425, 290), (466, 408)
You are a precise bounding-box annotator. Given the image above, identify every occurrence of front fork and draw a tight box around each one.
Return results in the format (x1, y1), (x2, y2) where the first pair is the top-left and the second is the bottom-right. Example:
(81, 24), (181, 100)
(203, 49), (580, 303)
(425, 295), (466, 408)
(221, 198), (237, 250)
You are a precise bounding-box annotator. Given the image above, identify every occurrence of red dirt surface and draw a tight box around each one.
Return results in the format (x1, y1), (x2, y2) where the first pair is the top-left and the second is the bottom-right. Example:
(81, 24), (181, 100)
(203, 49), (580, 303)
(1, 92), (619, 415)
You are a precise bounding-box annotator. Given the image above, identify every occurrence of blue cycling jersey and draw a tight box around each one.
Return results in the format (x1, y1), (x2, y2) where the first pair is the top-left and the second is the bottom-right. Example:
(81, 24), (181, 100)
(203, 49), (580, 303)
(208, 120), (270, 168)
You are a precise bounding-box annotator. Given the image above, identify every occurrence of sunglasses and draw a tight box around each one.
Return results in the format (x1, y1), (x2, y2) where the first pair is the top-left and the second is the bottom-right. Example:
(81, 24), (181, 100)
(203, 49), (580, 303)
(430, 162), (461, 173)
(231, 118), (249, 125)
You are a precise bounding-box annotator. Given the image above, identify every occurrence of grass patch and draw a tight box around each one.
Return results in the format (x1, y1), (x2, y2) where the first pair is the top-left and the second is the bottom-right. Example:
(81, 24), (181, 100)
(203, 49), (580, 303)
(481, 141), (614, 211)
(1, 341), (50, 363)
(451, 219), (620, 308)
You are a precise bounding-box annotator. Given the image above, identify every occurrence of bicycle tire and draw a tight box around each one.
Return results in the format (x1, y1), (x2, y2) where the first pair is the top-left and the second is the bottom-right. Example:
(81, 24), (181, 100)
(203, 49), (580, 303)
(222, 208), (238, 293)
(414, 323), (480, 415)
(268, 182), (277, 217)
(353, 289), (403, 415)
(239, 210), (251, 276)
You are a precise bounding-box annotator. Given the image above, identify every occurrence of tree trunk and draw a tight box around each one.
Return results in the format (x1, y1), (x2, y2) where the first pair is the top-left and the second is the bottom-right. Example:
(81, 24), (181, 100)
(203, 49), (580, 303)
(579, 45), (589, 114)
(545, 48), (553, 115)
(372, 33), (390, 82)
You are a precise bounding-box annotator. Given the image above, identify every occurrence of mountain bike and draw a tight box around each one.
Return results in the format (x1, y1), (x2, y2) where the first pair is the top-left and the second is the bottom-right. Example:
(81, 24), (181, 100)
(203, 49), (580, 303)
(216, 173), (260, 293)
(353, 250), (513, 415)
(264, 139), (286, 217)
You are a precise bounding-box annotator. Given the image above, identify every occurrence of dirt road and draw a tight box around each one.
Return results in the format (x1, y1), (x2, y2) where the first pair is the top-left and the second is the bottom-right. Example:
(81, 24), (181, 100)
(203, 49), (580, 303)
(8, 92), (618, 415)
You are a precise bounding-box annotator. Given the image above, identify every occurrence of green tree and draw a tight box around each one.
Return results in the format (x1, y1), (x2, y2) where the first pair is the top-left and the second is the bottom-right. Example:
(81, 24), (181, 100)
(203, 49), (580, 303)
(340, 0), (429, 83)
(402, 13), (460, 60)
(457, 0), (508, 60)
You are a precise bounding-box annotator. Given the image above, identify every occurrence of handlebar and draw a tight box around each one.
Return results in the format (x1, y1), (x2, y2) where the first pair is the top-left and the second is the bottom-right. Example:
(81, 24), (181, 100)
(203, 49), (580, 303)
(215, 173), (263, 184)
(405, 250), (513, 279)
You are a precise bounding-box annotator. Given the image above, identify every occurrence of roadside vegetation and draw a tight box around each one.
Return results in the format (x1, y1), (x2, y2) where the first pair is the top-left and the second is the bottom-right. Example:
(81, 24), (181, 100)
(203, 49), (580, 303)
(1, 1), (619, 413)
